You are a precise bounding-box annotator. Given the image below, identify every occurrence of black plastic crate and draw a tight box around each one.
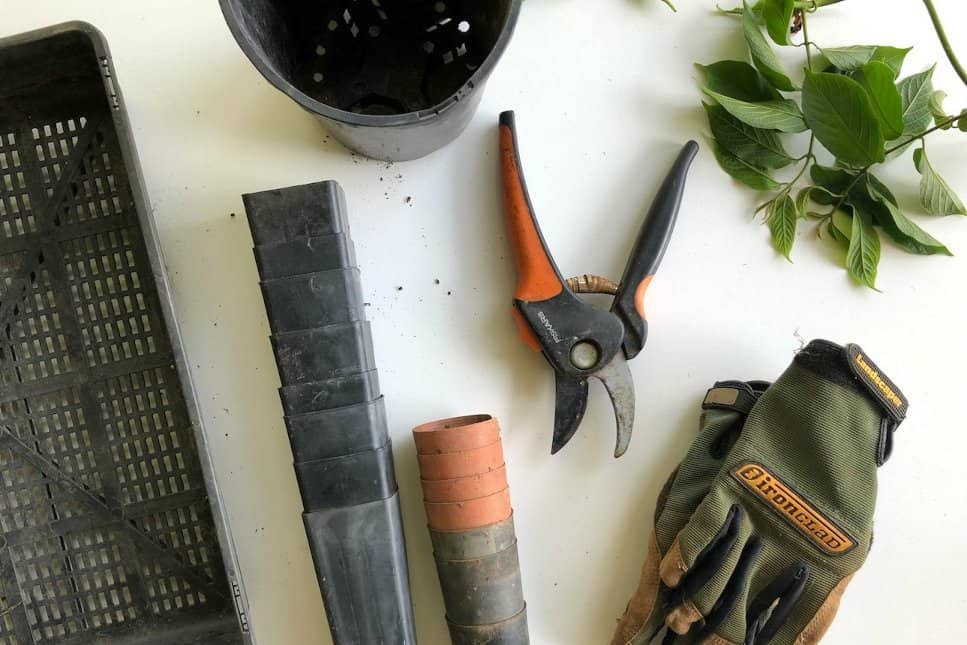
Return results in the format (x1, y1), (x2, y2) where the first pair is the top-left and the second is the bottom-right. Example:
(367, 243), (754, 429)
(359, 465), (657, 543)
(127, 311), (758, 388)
(0, 23), (251, 644)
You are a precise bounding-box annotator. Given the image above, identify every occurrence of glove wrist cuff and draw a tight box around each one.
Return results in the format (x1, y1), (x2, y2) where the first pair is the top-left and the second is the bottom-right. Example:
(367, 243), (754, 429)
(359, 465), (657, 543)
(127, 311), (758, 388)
(794, 339), (907, 465)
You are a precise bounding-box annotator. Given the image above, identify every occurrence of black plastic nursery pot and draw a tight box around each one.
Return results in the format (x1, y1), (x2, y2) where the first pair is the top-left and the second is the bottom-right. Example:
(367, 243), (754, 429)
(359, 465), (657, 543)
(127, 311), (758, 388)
(220, 0), (523, 160)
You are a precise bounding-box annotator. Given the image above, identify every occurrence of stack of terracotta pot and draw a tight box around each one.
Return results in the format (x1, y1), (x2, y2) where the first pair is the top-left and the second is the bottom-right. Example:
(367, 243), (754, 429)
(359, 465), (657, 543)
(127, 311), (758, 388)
(414, 415), (529, 645)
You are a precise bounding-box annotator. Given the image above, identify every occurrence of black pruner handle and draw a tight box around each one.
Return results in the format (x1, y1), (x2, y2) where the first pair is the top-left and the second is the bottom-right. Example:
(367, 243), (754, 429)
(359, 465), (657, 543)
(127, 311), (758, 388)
(613, 140), (698, 359)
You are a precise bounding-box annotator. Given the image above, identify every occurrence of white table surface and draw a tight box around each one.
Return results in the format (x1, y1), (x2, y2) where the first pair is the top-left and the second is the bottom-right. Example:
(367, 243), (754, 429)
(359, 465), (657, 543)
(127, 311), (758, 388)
(4, 1), (966, 643)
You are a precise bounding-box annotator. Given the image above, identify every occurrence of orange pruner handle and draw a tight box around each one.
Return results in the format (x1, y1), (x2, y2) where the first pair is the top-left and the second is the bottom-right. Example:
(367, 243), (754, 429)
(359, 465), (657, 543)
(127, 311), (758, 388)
(498, 111), (565, 304)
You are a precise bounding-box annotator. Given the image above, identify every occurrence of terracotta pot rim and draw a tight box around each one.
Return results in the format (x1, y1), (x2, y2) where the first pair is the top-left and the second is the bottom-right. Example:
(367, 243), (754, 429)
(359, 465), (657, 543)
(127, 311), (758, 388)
(428, 510), (516, 534)
(424, 487), (510, 507)
(413, 414), (501, 454)
(424, 488), (512, 530)
(420, 465), (508, 503)
(416, 440), (505, 480)
(413, 414), (493, 435)
(420, 463), (507, 486)
(416, 437), (502, 456)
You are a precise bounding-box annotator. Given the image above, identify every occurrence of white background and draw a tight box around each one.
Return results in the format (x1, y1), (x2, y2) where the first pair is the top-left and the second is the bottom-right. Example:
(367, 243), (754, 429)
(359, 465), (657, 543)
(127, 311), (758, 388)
(3, 1), (966, 643)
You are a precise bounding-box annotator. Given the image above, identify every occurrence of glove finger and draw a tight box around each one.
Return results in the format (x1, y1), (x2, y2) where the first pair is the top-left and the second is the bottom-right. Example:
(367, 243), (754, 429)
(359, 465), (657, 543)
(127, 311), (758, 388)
(666, 505), (742, 605)
(662, 505), (746, 635)
(694, 535), (763, 641)
(611, 533), (666, 645)
(746, 563), (809, 645)
(660, 501), (742, 590)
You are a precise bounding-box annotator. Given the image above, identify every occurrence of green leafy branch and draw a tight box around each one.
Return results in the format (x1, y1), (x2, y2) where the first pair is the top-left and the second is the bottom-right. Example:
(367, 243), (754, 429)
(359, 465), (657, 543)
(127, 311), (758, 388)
(700, 0), (966, 289)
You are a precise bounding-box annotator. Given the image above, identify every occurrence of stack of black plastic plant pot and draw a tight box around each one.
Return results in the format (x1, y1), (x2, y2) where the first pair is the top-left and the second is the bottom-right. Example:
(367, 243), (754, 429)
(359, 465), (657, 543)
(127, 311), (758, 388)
(243, 180), (416, 644)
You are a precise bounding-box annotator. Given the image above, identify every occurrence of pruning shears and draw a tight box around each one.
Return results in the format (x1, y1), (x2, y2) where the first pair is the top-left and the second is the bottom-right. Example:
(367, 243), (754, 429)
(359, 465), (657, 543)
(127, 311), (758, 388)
(498, 110), (697, 457)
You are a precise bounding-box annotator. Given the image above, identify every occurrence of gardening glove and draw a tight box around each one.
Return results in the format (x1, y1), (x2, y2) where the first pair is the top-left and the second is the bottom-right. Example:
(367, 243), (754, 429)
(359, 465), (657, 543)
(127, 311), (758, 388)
(656, 340), (906, 645)
(612, 379), (771, 645)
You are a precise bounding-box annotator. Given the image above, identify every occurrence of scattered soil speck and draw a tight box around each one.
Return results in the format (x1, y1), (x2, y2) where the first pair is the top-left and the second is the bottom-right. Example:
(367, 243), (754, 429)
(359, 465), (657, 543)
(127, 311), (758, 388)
(396, 286), (404, 291)
(434, 279), (440, 285)
(230, 212), (236, 218)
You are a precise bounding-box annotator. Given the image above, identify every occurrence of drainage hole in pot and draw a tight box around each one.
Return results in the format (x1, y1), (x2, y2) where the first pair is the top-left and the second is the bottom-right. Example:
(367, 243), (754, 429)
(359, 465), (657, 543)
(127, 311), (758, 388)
(369, 25), (381, 37)
(313, 72), (324, 83)
(435, 1), (446, 13)
(458, 20), (470, 33)
(316, 45), (327, 56)
(424, 41), (435, 53)
(328, 20), (338, 31)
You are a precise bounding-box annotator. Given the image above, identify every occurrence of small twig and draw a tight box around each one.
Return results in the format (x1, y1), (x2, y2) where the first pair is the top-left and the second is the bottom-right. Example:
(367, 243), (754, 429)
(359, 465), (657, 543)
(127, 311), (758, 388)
(801, 7), (814, 71)
(885, 111), (966, 155)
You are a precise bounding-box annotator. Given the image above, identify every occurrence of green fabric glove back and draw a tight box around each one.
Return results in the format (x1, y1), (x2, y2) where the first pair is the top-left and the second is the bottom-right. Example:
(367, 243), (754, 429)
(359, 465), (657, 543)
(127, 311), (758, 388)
(612, 380), (768, 645)
(658, 340), (906, 645)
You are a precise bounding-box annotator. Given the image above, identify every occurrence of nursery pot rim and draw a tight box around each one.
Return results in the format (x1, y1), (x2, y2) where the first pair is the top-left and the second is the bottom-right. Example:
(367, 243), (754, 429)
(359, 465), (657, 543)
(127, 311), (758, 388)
(219, 0), (524, 128)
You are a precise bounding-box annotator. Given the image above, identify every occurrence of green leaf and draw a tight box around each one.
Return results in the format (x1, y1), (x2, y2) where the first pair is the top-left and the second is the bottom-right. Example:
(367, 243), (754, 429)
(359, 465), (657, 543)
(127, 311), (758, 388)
(846, 210), (880, 289)
(795, 187), (813, 217)
(928, 90), (953, 129)
(696, 61), (782, 102)
(810, 164), (856, 194)
(761, 0), (794, 45)
(897, 67), (935, 136)
(821, 46), (877, 71)
(800, 184), (839, 209)
(703, 90), (807, 132)
(867, 172), (899, 206)
(711, 141), (781, 190)
(831, 209), (853, 242)
(865, 182), (951, 255)
(960, 114), (967, 132)
(914, 147), (967, 215)
(802, 71), (885, 166)
(820, 46), (911, 77)
(767, 194), (797, 259)
(704, 104), (795, 168)
(870, 46), (912, 77)
(742, 2), (795, 91)
(853, 61), (904, 139)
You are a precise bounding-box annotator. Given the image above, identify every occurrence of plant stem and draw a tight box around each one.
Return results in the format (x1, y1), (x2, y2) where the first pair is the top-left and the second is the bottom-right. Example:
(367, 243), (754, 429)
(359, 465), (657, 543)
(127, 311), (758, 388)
(754, 135), (816, 215)
(885, 111), (966, 155)
(795, 0), (846, 9)
(786, 136), (816, 189)
(826, 170), (868, 219)
(824, 112), (962, 216)
(921, 0), (967, 88)
(719, 0), (845, 15)
(801, 7), (814, 71)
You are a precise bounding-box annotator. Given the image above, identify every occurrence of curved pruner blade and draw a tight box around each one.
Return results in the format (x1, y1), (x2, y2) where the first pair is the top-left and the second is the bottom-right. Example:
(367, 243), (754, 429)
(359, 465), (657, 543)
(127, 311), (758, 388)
(594, 353), (636, 458)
